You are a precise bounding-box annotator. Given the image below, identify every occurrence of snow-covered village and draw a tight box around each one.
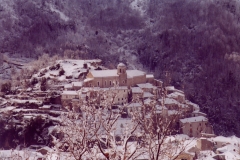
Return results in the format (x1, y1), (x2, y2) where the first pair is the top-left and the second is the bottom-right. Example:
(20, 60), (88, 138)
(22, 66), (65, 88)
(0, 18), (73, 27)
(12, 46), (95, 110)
(0, 57), (240, 160)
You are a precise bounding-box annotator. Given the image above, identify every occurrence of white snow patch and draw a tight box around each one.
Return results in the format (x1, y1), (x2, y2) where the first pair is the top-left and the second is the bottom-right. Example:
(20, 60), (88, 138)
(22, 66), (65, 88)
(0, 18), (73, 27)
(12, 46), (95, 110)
(48, 4), (69, 21)
(130, 0), (148, 16)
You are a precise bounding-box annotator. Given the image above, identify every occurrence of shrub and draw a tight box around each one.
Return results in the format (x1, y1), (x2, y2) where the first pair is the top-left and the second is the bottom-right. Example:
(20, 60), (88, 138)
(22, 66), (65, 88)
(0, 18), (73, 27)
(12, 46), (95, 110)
(1, 82), (11, 94)
(59, 68), (65, 76)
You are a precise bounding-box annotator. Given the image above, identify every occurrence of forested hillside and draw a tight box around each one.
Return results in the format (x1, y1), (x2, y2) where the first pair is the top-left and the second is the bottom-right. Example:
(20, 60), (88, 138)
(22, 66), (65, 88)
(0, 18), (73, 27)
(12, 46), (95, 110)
(1, 0), (240, 136)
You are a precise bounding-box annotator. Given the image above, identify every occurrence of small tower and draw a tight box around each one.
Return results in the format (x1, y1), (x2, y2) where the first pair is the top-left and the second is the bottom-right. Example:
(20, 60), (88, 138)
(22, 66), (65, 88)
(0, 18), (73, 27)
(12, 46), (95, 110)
(117, 63), (127, 86)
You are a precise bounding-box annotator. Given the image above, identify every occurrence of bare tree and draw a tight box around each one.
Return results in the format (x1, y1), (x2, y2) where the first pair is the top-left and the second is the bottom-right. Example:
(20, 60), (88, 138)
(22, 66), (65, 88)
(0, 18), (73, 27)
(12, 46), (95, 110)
(51, 87), (194, 160)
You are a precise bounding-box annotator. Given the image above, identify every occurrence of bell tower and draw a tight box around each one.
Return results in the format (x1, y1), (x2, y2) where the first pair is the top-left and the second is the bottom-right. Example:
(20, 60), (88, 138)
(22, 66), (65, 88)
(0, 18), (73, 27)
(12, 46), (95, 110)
(117, 63), (127, 86)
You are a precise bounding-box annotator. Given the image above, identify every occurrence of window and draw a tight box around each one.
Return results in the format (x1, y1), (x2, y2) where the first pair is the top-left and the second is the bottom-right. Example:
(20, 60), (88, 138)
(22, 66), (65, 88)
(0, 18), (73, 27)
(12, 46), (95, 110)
(122, 98), (123, 100)
(110, 81), (112, 86)
(199, 123), (201, 126)
(123, 80), (125, 84)
(97, 81), (100, 86)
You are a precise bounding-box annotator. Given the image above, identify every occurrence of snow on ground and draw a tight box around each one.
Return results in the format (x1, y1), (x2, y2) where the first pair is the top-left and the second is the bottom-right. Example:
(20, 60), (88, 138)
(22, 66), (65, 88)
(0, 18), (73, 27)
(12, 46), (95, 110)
(0, 97), (7, 106)
(58, 59), (85, 77)
(32, 59), (100, 83)
(0, 106), (16, 113)
(0, 149), (44, 160)
(46, 152), (75, 160)
(11, 99), (42, 104)
(48, 3), (70, 21)
(217, 144), (240, 159)
(197, 150), (216, 160)
(130, 0), (149, 16)
(0, 53), (34, 80)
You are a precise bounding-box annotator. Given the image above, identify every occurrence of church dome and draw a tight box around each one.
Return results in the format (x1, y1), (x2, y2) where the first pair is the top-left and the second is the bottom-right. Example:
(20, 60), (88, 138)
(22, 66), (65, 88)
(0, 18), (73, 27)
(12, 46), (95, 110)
(117, 63), (126, 68)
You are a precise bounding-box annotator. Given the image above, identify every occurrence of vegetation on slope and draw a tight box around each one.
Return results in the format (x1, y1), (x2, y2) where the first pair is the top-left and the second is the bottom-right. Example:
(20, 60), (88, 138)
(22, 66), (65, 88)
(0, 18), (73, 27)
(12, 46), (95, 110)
(1, 0), (240, 136)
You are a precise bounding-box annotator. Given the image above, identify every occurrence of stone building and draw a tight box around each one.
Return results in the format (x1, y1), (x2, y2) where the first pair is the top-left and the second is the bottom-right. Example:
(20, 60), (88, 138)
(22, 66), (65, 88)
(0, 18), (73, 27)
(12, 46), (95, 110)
(180, 116), (214, 137)
(84, 63), (154, 88)
(61, 90), (79, 109)
(197, 138), (214, 151)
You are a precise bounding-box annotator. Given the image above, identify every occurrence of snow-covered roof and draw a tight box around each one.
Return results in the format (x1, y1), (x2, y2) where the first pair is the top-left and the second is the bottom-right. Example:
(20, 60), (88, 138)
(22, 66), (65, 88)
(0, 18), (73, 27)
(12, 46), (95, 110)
(168, 110), (180, 116)
(146, 74), (154, 78)
(137, 83), (156, 89)
(164, 98), (179, 105)
(64, 84), (72, 89)
(192, 111), (207, 116)
(180, 116), (208, 123)
(117, 63), (126, 67)
(127, 70), (146, 78)
(108, 86), (128, 90)
(144, 98), (152, 105)
(174, 89), (185, 94)
(39, 105), (52, 109)
(131, 87), (143, 93)
(166, 86), (175, 91)
(62, 91), (78, 96)
(212, 136), (240, 144)
(156, 105), (167, 110)
(81, 87), (101, 92)
(127, 103), (142, 108)
(72, 82), (83, 87)
(167, 92), (185, 98)
(186, 100), (200, 111)
(84, 78), (94, 82)
(143, 92), (154, 98)
(90, 70), (118, 77)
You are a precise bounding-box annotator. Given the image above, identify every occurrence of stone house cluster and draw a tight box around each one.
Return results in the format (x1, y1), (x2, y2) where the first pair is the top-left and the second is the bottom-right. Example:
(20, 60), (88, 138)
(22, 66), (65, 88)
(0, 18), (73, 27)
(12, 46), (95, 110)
(61, 62), (214, 138)
(61, 63), (162, 106)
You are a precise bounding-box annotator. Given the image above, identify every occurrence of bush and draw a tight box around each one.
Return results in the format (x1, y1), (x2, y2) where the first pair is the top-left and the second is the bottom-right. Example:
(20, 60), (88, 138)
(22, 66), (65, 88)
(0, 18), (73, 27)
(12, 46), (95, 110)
(31, 77), (38, 86)
(40, 77), (47, 91)
(59, 68), (65, 76)
(1, 82), (11, 94)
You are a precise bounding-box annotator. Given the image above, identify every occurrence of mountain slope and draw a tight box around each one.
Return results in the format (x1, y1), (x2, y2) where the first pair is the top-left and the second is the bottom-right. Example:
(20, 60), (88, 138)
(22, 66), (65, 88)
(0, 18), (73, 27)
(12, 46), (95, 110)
(1, 0), (240, 136)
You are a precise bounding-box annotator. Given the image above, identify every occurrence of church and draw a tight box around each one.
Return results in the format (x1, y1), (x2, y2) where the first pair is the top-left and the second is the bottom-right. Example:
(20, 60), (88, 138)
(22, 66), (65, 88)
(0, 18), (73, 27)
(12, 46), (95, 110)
(84, 63), (155, 88)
